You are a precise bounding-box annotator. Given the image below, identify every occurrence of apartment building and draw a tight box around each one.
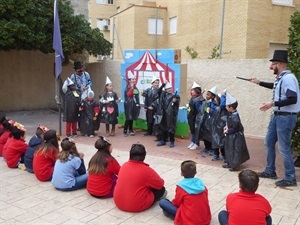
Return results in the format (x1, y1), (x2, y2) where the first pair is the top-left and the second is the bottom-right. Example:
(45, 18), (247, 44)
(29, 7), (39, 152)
(88, 0), (300, 61)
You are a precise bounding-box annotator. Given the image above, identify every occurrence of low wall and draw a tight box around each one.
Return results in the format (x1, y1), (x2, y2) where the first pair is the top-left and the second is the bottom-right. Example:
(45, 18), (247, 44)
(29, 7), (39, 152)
(0, 50), (274, 138)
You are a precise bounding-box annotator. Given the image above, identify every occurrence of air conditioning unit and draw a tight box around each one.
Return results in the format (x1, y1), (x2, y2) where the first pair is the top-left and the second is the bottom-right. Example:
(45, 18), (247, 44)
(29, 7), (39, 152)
(103, 25), (110, 30)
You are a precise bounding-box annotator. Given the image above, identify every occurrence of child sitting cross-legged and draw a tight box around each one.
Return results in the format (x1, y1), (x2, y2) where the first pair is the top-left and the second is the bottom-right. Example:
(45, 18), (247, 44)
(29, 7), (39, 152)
(51, 137), (88, 191)
(159, 160), (211, 225)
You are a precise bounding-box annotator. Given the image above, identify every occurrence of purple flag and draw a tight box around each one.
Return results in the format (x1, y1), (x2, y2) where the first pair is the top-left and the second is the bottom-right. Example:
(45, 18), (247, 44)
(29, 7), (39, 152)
(53, 0), (64, 78)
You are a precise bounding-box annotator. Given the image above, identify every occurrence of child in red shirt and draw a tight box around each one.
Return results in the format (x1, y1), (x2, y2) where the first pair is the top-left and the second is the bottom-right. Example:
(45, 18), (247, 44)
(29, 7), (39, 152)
(87, 136), (120, 198)
(0, 119), (14, 157)
(218, 169), (272, 225)
(33, 129), (60, 181)
(159, 160), (211, 225)
(5, 122), (28, 168)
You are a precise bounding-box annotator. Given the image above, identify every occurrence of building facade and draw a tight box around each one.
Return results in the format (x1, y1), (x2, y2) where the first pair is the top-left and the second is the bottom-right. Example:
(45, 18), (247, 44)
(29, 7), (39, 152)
(88, 0), (300, 61)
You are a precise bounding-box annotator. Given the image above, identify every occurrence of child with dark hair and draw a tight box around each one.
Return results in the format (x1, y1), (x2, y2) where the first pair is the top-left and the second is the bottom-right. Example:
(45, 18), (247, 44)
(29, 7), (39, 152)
(187, 82), (206, 150)
(159, 160), (211, 225)
(0, 113), (6, 133)
(5, 122), (28, 169)
(114, 143), (166, 212)
(33, 129), (60, 181)
(0, 119), (14, 156)
(99, 77), (120, 136)
(24, 125), (49, 173)
(87, 136), (120, 198)
(222, 92), (250, 171)
(218, 169), (272, 225)
(52, 137), (88, 191)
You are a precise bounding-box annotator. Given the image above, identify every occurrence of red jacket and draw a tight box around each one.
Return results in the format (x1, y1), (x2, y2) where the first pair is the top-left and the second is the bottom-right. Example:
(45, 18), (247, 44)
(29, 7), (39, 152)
(173, 186), (211, 225)
(33, 148), (59, 181)
(5, 138), (28, 168)
(87, 157), (120, 197)
(114, 160), (164, 212)
(0, 131), (10, 156)
(226, 190), (272, 225)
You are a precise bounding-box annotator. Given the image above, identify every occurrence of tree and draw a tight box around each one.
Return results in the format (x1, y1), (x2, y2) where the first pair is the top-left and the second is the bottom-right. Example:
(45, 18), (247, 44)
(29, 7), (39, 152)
(288, 10), (300, 164)
(0, 0), (112, 58)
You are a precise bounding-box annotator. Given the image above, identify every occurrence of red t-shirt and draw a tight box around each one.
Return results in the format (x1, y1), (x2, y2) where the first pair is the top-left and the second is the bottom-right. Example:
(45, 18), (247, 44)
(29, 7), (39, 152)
(33, 148), (59, 181)
(87, 157), (120, 197)
(226, 190), (272, 225)
(173, 186), (211, 225)
(5, 138), (28, 168)
(114, 160), (164, 212)
(0, 131), (10, 156)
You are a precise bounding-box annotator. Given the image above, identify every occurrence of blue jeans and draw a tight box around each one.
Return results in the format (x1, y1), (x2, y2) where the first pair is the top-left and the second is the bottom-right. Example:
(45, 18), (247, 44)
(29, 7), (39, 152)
(264, 114), (297, 181)
(159, 198), (177, 220)
(218, 210), (272, 225)
(56, 173), (88, 191)
(191, 134), (199, 145)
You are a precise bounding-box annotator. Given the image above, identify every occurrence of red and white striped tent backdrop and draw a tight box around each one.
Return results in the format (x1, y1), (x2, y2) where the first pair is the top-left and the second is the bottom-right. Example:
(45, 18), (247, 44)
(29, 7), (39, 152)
(125, 51), (175, 88)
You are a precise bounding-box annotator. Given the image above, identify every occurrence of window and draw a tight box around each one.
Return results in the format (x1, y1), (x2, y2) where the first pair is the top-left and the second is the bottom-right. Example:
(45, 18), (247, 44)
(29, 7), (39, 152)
(272, 0), (293, 6)
(96, 0), (105, 4)
(108, 0), (114, 4)
(96, 0), (113, 4)
(148, 18), (163, 35)
(169, 17), (177, 35)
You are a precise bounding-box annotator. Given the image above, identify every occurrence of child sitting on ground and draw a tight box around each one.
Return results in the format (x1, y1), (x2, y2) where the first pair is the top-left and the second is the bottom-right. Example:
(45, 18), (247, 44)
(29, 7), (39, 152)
(51, 137), (88, 191)
(33, 129), (60, 181)
(222, 92), (249, 171)
(159, 160), (211, 225)
(218, 169), (272, 225)
(24, 125), (49, 173)
(87, 136), (120, 198)
(5, 122), (28, 169)
(0, 119), (14, 157)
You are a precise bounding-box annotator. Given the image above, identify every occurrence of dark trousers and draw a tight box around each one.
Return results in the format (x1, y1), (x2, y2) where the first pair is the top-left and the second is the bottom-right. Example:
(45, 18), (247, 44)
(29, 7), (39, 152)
(151, 186), (166, 202)
(162, 131), (174, 142)
(124, 120), (133, 133)
(106, 123), (115, 131)
(203, 139), (212, 150)
(218, 210), (272, 225)
(146, 109), (154, 134)
(213, 148), (225, 157)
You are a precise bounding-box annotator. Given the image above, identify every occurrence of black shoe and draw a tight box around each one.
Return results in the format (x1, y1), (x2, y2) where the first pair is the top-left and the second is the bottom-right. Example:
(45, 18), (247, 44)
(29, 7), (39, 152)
(229, 167), (240, 172)
(257, 171), (278, 179)
(275, 179), (297, 187)
(222, 163), (230, 168)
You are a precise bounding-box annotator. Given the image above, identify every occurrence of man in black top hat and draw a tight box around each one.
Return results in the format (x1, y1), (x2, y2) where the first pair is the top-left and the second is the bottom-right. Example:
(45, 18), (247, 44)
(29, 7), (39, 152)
(249, 50), (300, 187)
(70, 61), (93, 131)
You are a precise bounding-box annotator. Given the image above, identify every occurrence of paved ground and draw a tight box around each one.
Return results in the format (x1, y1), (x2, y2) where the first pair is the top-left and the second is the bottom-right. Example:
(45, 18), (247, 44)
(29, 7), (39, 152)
(0, 109), (299, 225)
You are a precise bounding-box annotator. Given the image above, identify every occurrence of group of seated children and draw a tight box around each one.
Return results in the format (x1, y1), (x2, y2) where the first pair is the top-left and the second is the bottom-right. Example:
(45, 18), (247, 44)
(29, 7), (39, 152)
(187, 82), (250, 172)
(0, 112), (271, 225)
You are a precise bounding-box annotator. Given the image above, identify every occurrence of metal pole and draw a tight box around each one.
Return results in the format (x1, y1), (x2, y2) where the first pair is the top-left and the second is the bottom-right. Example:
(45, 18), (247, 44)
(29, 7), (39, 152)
(219, 0), (226, 59)
(155, 8), (158, 51)
(54, 62), (62, 136)
(112, 17), (115, 60)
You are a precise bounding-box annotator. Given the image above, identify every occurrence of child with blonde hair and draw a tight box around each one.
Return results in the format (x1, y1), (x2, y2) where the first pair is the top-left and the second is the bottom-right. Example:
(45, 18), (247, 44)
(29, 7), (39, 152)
(87, 136), (120, 198)
(52, 137), (88, 191)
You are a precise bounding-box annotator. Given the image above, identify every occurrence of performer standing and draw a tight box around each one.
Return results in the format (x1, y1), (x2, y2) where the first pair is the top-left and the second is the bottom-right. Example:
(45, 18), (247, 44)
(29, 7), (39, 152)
(123, 72), (140, 136)
(99, 77), (120, 136)
(142, 75), (165, 136)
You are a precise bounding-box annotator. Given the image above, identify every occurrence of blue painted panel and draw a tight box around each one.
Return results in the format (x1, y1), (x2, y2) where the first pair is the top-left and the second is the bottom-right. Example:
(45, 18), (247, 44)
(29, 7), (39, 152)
(123, 50), (140, 63)
(157, 49), (175, 64)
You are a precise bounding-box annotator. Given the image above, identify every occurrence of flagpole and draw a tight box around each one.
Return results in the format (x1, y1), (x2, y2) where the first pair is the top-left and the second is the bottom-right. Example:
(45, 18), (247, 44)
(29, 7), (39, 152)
(53, 0), (64, 136)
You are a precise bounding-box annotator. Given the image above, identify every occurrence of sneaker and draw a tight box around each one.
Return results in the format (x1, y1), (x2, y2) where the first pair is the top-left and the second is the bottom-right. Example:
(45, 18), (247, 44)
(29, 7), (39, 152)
(157, 141), (166, 146)
(187, 142), (194, 149)
(66, 134), (72, 138)
(208, 150), (214, 156)
(212, 155), (219, 161)
(275, 179), (297, 187)
(169, 142), (175, 148)
(257, 171), (278, 180)
(72, 133), (77, 138)
(190, 144), (199, 150)
(201, 148), (208, 153)
(129, 130), (135, 136)
(18, 163), (26, 171)
(89, 135), (94, 138)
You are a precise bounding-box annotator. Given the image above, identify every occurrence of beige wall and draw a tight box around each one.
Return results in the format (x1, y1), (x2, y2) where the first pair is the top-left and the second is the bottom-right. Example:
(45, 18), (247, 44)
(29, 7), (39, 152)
(1, 50), (275, 138)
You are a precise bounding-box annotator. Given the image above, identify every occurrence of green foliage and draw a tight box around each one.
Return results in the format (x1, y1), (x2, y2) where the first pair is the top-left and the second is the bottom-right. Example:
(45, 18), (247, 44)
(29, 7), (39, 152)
(185, 46), (198, 59)
(209, 45), (220, 59)
(288, 10), (300, 155)
(0, 0), (112, 57)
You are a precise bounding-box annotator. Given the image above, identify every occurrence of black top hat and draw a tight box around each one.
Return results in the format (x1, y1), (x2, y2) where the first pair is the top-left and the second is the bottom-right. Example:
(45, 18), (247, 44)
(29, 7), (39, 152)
(73, 61), (83, 69)
(270, 50), (288, 63)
